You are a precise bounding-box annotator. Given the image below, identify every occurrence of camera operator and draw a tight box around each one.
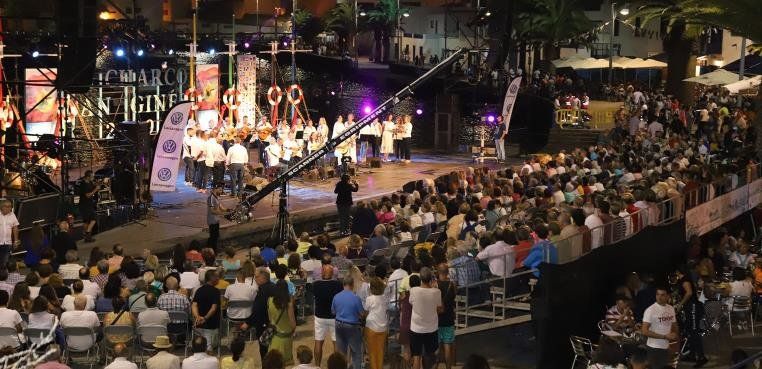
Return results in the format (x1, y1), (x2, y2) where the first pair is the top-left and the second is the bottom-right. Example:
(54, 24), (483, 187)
(334, 174), (358, 236)
(78, 170), (100, 243)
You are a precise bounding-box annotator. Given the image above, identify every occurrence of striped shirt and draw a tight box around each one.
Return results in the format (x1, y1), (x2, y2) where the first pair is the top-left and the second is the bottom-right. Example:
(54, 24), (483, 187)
(157, 290), (190, 323)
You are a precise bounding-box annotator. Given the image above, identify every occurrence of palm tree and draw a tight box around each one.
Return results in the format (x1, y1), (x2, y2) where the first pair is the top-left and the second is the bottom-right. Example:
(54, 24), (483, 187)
(324, 2), (357, 56)
(293, 9), (323, 45)
(366, 0), (406, 63)
(514, 0), (595, 61)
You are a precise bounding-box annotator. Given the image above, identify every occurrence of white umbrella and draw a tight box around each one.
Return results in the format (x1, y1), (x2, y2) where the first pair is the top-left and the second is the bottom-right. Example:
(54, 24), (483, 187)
(724, 75), (762, 94)
(551, 55), (588, 68)
(684, 69), (746, 86)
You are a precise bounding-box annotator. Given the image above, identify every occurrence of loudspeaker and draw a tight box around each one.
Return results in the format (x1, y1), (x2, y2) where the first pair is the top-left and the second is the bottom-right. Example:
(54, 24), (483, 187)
(57, 0), (97, 93)
(16, 194), (61, 231)
(369, 157), (382, 168)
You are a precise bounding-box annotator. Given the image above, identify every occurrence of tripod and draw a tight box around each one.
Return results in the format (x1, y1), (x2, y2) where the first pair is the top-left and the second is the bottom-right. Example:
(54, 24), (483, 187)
(271, 180), (296, 243)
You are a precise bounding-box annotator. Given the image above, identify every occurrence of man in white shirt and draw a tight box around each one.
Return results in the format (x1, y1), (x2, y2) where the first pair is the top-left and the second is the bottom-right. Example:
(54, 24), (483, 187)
(182, 336), (219, 369)
(583, 204), (603, 249)
(647, 120), (664, 138)
(476, 230), (516, 277)
(104, 344), (138, 369)
(138, 293), (170, 328)
(409, 267), (442, 369)
(223, 271), (258, 320)
(641, 287), (678, 369)
(183, 127), (196, 185)
(62, 280), (95, 311)
(191, 131), (208, 191)
(0, 200), (19, 270)
(179, 262), (201, 293)
(401, 115), (413, 162)
(58, 250), (83, 280)
(60, 295), (101, 351)
(385, 258), (409, 308)
(0, 290), (22, 349)
(79, 268), (100, 299)
(226, 137), (249, 197)
(205, 136), (226, 188)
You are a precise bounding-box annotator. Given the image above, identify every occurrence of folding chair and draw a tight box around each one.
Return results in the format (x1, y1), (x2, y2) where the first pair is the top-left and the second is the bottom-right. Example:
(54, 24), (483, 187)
(225, 300), (254, 340)
(137, 325), (168, 365)
(569, 335), (594, 369)
(62, 326), (101, 369)
(0, 327), (22, 349)
(24, 327), (50, 346)
(103, 325), (135, 362)
(728, 295), (755, 336)
(167, 311), (191, 357)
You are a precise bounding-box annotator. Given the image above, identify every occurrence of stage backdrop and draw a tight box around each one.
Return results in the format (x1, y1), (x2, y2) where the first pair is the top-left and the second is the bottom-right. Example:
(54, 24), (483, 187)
(25, 68), (58, 140)
(196, 64), (219, 112)
(150, 101), (193, 192)
(237, 55), (257, 122)
(532, 220), (686, 369)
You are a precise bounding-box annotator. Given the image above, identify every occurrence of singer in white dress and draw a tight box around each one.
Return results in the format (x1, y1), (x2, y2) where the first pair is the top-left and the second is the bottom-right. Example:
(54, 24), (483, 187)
(380, 114), (395, 160)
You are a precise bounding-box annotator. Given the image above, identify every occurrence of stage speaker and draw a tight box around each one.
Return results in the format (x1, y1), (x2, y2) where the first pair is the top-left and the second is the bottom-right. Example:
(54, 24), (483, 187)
(16, 194), (61, 231)
(369, 158), (382, 168)
(57, 0), (97, 93)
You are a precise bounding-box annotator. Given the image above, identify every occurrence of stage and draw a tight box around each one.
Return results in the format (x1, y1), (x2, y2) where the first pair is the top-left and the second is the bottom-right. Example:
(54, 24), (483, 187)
(77, 151), (516, 257)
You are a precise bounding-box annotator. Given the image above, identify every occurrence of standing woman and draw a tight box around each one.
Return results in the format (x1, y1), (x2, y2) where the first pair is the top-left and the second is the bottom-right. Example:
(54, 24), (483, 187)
(372, 117), (382, 158)
(393, 116), (405, 161)
(364, 277), (389, 369)
(381, 115), (395, 162)
(268, 280), (297, 365)
(402, 114), (413, 163)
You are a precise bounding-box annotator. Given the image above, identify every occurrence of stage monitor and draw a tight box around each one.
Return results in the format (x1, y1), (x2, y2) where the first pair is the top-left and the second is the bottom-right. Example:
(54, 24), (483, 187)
(16, 194), (61, 231)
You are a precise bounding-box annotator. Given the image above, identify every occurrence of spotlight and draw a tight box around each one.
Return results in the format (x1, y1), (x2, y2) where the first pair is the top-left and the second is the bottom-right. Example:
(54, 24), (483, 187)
(283, 41), (288, 47)
(360, 11), (366, 16)
(136, 49), (144, 56)
(115, 48), (125, 57)
(168, 49), (174, 55)
(415, 108), (423, 115)
(32, 51), (40, 58)
(244, 42), (250, 49)
(485, 11), (491, 16)
(209, 48), (215, 55)
(486, 115), (495, 123)
(402, 12), (410, 17)
(150, 44), (155, 49)
(330, 91), (336, 96)
(363, 105), (372, 114)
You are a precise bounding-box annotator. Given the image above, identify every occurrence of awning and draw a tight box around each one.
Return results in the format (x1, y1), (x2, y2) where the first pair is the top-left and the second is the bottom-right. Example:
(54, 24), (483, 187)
(684, 69), (746, 86)
(613, 56), (667, 69)
(724, 75), (762, 94)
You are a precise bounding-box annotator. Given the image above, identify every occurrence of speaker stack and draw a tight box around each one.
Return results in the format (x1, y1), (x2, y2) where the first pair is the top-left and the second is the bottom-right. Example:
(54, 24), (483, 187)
(56, 0), (97, 92)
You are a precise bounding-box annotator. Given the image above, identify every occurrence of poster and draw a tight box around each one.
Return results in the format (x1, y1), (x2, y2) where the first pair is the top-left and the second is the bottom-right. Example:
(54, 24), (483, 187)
(150, 102), (193, 192)
(195, 64), (219, 112)
(237, 55), (258, 122)
(25, 68), (58, 138)
(685, 182), (754, 238)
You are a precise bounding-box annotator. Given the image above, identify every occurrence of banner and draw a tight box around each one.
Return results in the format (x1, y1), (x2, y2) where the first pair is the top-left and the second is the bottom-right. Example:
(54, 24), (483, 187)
(685, 179), (761, 238)
(237, 55), (258, 123)
(150, 102), (193, 192)
(501, 76), (522, 132)
(195, 64), (219, 112)
(25, 68), (58, 139)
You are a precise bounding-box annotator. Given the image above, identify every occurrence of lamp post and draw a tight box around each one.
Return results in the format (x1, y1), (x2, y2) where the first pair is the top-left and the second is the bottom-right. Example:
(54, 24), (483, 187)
(608, 2), (629, 86)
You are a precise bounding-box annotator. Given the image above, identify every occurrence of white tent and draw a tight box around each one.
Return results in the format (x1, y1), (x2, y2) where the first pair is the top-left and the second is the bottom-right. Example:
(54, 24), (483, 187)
(684, 69), (747, 86)
(551, 55), (589, 68)
(724, 75), (762, 94)
(613, 57), (667, 69)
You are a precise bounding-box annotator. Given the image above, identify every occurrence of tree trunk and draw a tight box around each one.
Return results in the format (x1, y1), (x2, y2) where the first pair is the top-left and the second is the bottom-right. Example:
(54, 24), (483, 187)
(519, 41), (527, 74)
(373, 29), (382, 62)
(382, 33), (391, 63)
(663, 21), (696, 104)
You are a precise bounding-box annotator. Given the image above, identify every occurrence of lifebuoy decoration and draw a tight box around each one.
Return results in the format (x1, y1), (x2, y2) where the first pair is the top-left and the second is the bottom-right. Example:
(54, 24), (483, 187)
(267, 85), (282, 106)
(184, 87), (201, 110)
(286, 84), (303, 105)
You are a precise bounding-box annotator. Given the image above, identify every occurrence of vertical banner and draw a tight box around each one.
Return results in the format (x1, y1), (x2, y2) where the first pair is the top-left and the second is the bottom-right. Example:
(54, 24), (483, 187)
(150, 102), (193, 192)
(502, 76), (522, 133)
(25, 68), (58, 140)
(195, 64), (219, 130)
(237, 55), (257, 123)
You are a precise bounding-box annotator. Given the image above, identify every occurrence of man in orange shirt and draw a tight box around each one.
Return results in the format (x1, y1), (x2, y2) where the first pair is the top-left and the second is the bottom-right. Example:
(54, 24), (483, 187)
(752, 259), (762, 295)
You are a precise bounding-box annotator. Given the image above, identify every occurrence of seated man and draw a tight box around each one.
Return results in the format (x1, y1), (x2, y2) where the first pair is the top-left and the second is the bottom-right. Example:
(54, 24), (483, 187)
(604, 295), (636, 335)
(60, 295), (101, 351)
(138, 293), (170, 328)
(223, 270), (258, 321)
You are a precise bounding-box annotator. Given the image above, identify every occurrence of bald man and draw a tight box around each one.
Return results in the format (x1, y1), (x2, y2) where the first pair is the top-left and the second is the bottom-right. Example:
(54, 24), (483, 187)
(104, 343), (138, 369)
(157, 276), (190, 325)
(312, 265), (343, 365)
(60, 295), (101, 351)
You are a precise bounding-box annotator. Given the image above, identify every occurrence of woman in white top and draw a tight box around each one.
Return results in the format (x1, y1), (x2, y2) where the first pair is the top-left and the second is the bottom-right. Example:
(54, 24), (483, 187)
(727, 267), (754, 310)
(380, 114), (396, 161)
(28, 296), (56, 329)
(364, 277), (389, 369)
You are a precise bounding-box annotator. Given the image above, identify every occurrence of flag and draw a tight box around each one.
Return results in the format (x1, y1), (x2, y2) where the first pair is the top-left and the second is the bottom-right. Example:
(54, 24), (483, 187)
(502, 77), (522, 133)
(150, 102), (193, 192)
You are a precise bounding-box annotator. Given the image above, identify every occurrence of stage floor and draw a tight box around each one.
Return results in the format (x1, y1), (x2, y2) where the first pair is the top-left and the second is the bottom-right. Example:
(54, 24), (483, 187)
(79, 151), (513, 257)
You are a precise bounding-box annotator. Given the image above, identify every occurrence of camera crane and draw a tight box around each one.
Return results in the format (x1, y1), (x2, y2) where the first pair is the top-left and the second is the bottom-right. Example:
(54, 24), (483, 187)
(236, 48), (468, 243)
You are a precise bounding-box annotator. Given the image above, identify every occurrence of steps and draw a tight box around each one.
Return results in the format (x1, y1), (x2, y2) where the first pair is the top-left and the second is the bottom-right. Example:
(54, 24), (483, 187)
(543, 127), (605, 153)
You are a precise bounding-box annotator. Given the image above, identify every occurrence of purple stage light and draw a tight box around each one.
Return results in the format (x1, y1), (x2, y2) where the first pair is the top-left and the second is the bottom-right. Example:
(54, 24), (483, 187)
(415, 108), (423, 115)
(244, 42), (250, 48)
(487, 115), (495, 123)
(363, 105), (372, 114)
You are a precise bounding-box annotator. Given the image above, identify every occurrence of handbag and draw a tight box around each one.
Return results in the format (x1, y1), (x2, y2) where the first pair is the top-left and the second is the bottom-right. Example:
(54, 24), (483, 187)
(258, 307), (286, 346)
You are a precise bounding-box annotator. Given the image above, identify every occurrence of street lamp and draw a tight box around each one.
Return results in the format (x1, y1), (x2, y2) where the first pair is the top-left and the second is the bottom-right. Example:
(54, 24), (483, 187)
(608, 2), (629, 85)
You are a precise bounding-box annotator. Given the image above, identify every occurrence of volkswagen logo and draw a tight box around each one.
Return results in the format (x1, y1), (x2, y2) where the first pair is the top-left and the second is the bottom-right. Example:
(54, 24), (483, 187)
(157, 168), (172, 181)
(162, 140), (177, 154)
(170, 112), (185, 125)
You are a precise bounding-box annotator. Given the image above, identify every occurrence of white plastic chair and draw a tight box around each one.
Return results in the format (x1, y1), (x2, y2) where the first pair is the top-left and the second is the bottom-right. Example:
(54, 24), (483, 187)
(728, 295), (755, 336)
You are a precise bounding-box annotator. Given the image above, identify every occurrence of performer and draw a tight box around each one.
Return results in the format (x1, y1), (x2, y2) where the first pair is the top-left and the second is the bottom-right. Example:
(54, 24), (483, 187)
(293, 117), (305, 157)
(334, 174), (359, 236)
(317, 117), (330, 144)
(226, 136), (249, 197)
(78, 170), (99, 243)
(254, 116), (273, 166)
(183, 127), (196, 185)
(303, 119), (317, 155)
(266, 137), (292, 173)
(332, 115), (345, 139)
(402, 114), (413, 163)
(0, 200), (20, 270)
(276, 119), (291, 140)
(205, 133), (226, 192)
(192, 131), (208, 191)
(381, 114), (395, 162)
(393, 116), (404, 161)
(371, 117), (382, 158)
(494, 115), (506, 162)
(307, 131), (322, 155)
(285, 131), (302, 163)
(207, 183), (226, 250)
(238, 115), (250, 130)
(345, 113), (358, 164)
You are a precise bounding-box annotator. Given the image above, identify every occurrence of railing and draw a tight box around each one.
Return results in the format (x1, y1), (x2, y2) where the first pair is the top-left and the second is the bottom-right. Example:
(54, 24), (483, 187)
(552, 163), (761, 265)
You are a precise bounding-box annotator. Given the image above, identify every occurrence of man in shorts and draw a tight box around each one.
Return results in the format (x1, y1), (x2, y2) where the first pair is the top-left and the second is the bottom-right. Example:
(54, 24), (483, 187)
(409, 267), (443, 369)
(437, 264), (457, 369)
(312, 265), (343, 365)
